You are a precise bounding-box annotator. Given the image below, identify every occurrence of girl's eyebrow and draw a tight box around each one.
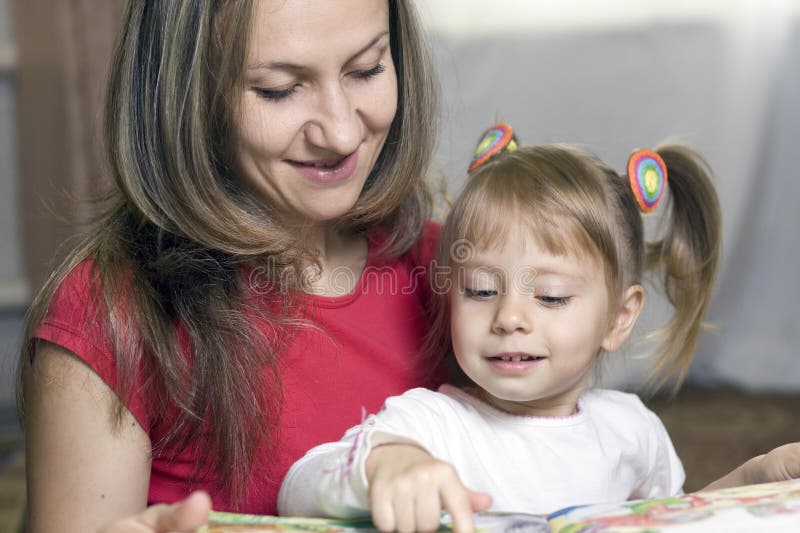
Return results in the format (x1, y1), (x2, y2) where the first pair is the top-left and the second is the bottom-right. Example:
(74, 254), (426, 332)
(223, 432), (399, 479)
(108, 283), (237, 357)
(527, 268), (587, 281)
(247, 30), (390, 72)
(458, 262), (504, 274)
(460, 261), (585, 279)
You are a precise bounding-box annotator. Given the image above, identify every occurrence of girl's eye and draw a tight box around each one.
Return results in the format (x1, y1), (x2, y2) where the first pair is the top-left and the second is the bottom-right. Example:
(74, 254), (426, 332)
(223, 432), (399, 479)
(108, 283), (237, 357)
(464, 288), (497, 300)
(538, 295), (570, 307)
(253, 85), (298, 101)
(350, 63), (386, 80)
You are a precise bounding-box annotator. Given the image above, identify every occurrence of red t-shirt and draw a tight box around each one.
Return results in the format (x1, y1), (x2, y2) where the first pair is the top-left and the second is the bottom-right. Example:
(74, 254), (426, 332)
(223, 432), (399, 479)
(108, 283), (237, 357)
(34, 223), (443, 514)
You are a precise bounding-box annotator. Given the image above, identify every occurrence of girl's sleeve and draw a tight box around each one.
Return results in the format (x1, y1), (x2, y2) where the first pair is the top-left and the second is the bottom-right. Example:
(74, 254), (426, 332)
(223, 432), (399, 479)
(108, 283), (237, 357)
(278, 388), (447, 518)
(635, 408), (686, 498)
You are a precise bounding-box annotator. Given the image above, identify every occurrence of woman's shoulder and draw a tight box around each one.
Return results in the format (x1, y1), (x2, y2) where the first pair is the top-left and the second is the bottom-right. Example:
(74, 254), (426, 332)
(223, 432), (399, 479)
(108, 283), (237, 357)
(45, 258), (104, 320)
(378, 220), (441, 276)
(420, 220), (442, 244)
(368, 220), (441, 261)
(35, 256), (135, 368)
(49, 255), (136, 305)
(413, 220), (442, 265)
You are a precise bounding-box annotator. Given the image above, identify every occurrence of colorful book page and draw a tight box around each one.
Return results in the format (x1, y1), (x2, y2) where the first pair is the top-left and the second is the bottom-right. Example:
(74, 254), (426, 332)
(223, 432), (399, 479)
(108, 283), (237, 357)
(547, 478), (800, 532)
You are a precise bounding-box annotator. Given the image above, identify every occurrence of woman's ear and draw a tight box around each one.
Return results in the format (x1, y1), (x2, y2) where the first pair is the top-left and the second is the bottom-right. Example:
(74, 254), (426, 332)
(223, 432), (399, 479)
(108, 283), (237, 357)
(601, 285), (645, 352)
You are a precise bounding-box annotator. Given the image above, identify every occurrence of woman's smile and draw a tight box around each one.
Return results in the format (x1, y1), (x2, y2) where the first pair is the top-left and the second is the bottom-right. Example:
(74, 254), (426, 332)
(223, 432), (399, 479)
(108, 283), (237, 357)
(286, 148), (360, 185)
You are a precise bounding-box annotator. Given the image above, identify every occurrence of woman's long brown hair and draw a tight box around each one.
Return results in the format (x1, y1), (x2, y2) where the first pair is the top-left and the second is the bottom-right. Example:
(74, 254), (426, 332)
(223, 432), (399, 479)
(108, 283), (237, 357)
(17, 0), (439, 504)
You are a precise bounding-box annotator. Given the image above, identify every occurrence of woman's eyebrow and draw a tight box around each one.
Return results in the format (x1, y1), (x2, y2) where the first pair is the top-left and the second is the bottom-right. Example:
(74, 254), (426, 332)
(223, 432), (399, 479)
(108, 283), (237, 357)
(247, 30), (390, 72)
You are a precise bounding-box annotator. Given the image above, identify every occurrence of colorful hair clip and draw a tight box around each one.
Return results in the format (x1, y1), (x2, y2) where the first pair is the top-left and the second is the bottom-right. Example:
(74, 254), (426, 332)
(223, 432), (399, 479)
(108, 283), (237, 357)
(468, 123), (518, 173)
(627, 149), (667, 213)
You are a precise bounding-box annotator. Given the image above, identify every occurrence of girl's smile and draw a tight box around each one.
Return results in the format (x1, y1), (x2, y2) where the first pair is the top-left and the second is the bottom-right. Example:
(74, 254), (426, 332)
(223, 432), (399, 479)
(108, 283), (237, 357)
(486, 352), (547, 375)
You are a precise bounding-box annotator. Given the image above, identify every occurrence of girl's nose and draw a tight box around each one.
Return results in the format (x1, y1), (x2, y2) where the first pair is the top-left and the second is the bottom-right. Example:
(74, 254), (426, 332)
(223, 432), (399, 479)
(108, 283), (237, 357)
(491, 295), (533, 335)
(304, 84), (362, 155)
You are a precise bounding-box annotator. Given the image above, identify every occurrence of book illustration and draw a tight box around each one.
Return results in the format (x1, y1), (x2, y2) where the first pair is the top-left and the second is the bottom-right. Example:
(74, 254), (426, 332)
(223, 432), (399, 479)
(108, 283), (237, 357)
(448, 512), (550, 533)
(197, 478), (800, 532)
(199, 512), (374, 533)
(548, 478), (800, 532)
(199, 511), (549, 533)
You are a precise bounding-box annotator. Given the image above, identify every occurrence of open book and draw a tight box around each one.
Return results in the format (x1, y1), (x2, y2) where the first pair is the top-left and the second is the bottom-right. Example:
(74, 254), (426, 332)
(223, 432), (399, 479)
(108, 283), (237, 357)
(198, 478), (800, 532)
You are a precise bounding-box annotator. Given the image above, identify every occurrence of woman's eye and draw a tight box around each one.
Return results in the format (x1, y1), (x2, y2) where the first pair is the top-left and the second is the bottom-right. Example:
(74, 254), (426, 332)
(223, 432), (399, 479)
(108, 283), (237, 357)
(538, 295), (570, 307)
(464, 288), (497, 300)
(252, 64), (384, 101)
(350, 63), (386, 80)
(253, 85), (298, 101)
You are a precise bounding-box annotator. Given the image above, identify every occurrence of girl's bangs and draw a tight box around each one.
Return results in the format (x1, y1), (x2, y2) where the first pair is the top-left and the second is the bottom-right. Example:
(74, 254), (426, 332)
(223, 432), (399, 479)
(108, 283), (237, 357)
(449, 163), (600, 263)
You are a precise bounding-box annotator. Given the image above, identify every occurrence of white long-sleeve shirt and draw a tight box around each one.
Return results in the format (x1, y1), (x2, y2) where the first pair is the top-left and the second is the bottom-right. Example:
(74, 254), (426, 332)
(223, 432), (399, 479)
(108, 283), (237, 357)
(278, 385), (684, 517)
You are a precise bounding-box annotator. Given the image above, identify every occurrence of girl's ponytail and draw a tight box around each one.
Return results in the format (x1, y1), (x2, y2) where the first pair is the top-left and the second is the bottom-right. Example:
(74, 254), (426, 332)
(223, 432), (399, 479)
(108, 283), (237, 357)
(645, 145), (722, 387)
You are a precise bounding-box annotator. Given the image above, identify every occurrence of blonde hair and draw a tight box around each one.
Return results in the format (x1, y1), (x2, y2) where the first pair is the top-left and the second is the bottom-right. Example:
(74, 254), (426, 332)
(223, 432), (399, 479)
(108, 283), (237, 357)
(427, 143), (721, 389)
(19, 0), (439, 504)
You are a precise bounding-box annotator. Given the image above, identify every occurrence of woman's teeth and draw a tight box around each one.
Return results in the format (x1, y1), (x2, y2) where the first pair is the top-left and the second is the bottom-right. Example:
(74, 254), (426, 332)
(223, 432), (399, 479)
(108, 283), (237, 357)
(299, 158), (342, 168)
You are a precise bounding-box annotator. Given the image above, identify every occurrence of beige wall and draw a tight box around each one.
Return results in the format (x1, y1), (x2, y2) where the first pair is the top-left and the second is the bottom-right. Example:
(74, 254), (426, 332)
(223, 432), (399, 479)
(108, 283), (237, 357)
(15, 0), (124, 294)
(1, 0), (22, 308)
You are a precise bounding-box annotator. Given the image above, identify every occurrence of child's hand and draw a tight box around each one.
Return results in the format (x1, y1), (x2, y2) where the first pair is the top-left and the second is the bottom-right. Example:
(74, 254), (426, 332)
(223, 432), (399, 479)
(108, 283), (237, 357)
(365, 443), (492, 533)
(99, 491), (211, 533)
(746, 443), (800, 485)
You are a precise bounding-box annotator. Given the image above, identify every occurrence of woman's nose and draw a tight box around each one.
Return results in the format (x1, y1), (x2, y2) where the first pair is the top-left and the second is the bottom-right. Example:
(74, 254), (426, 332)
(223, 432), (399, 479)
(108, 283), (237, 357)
(304, 84), (362, 155)
(491, 296), (532, 335)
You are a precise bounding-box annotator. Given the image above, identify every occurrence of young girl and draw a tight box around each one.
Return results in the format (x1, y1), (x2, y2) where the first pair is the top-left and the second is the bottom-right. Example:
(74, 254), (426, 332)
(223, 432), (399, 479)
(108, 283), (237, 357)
(278, 124), (722, 530)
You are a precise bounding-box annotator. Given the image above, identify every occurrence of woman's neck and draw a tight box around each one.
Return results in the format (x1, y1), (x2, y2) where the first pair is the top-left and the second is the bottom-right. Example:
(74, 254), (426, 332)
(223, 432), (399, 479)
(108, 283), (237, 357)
(302, 226), (369, 297)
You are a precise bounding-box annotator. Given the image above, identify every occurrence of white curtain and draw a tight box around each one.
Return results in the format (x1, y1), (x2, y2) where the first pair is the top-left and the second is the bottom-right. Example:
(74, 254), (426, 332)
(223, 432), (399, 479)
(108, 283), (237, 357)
(421, 0), (800, 391)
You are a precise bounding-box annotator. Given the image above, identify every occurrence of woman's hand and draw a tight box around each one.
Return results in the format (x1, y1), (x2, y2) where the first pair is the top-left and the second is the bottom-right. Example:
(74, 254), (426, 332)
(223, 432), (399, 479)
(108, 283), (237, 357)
(704, 442), (800, 491)
(99, 491), (212, 533)
(744, 443), (800, 485)
(365, 443), (492, 533)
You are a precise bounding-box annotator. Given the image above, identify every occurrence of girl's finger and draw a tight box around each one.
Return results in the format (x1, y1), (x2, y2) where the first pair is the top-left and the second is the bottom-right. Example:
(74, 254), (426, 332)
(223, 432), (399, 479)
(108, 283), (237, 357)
(468, 490), (493, 513)
(369, 487), (397, 533)
(414, 485), (443, 532)
(393, 489), (418, 533)
(439, 482), (475, 533)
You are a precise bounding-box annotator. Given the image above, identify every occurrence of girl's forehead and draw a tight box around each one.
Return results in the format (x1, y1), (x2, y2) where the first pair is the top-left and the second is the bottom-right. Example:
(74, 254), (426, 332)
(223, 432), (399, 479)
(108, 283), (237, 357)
(464, 237), (592, 275)
(462, 212), (600, 261)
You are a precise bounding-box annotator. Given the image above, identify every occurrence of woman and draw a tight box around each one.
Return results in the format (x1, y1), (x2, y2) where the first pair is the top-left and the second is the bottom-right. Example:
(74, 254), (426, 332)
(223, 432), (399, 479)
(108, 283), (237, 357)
(19, 1), (454, 531)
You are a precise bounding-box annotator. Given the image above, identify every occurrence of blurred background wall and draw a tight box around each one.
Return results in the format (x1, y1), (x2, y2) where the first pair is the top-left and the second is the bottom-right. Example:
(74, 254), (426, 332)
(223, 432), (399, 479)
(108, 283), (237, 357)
(419, 0), (800, 392)
(0, 0), (22, 408)
(1, 0), (124, 408)
(1, 0), (799, 413)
